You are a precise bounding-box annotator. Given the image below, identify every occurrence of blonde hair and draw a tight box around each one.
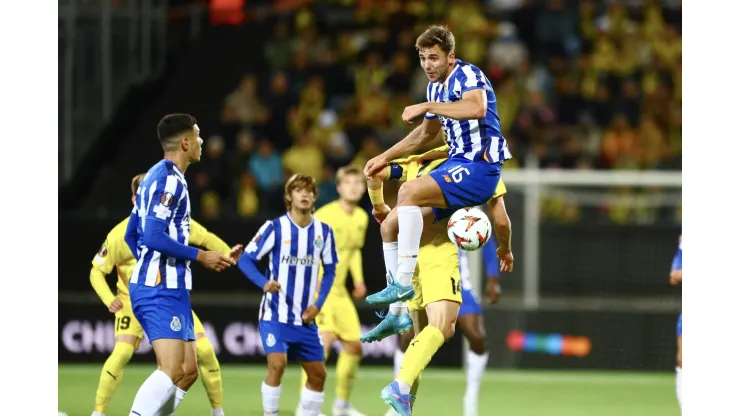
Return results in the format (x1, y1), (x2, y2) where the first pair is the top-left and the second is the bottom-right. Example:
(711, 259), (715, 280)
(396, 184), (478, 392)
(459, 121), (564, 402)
(335, 166), (363, 184)
(131, 173), (146, 196)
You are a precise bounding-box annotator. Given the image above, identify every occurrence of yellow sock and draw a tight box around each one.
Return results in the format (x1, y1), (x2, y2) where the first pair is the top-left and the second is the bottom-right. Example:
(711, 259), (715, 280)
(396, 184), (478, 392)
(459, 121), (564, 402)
(398, 326), (444, 386)
(410, 373), (422, 411)
(336, 351), (361, 401)
(196, 337), (223, 409)
(94, 342), (135, 412)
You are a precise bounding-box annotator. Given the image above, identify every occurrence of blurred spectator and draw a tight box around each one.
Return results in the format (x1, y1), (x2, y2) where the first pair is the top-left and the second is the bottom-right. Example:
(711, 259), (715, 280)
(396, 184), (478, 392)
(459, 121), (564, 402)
(236, 172), (259, 217)
(201, 191), (223, 219)
(283, 130), (324, 180)
(601, 114), (638, 168)
(231, 129), (255, 178)
(196, 135), (230, 201)
(488, 22), (529, 73)
(316, 165), (339, 209)
(264, 22), (293, 70)
(264, 72), (296, 151)
(350, 135), (383, 170)
(249, 139), (284, 193)
(221, 75), (268, 128)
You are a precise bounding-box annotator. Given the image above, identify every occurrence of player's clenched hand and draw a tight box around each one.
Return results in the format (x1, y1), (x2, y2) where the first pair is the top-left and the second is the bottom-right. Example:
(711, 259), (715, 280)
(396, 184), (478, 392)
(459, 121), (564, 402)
(497, 247), (514, 273)
(372, 204), (391, 224)
(229, 244), (244, 263)
(263, 280), (281, 293)
(302, 305), (320, 324)
(402, 103), (428, 124)
(364, 155), (389, 178)
(669, 269), (682, 286)
(108, 298), (123, 313)
(197, 250), (235, 272)
(487, 277), (501, 304)
(352, 282), (367, 300)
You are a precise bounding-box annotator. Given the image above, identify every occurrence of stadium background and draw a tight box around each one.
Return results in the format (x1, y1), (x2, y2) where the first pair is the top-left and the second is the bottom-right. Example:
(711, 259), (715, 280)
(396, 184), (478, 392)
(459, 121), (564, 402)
(58, 0), (682, 414)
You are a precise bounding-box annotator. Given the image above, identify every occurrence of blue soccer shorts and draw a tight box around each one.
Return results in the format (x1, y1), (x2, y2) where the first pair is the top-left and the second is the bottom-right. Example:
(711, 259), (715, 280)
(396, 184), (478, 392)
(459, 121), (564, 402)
(428, 158), (502, 222)
(259, 320), (325, 362)
(677, 313), (682, 337)
(458, 288), (484, 317)
(129, 284), (195, 342)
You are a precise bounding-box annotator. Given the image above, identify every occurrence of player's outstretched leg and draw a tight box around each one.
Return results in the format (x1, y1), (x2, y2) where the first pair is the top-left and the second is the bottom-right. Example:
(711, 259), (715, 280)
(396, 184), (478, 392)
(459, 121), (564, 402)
(196, 335), (225, 416)
(385, 332), (414, 416)
(299, 361), (327, 416)
(92, 337), (137, 416)
(458, 309), (489, 416)
(360, 310), (413, 343)
(382, 300), (458, 416)
(129, 339), (186, 416)
(166, 340), (199, 415)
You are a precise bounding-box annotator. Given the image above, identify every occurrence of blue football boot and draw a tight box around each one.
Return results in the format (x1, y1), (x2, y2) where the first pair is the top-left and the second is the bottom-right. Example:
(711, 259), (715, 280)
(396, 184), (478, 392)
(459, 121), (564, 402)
(380, 381), (412, 416)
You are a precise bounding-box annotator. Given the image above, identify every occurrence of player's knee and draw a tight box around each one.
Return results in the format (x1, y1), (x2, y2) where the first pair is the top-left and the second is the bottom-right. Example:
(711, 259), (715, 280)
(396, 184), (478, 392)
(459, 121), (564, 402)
(397, 181), (418, 206)
(442, 324), (456, 341)
(181, 363), (199, 386)
(467, 333), (486, 355)
(161, 362), (186, 383)
(380, 213), (398, 242)
(267, 359), (287, 378)
(306, 365), (327, 389)
(345, 340), (362, 355)
(110, 342), (136, 365)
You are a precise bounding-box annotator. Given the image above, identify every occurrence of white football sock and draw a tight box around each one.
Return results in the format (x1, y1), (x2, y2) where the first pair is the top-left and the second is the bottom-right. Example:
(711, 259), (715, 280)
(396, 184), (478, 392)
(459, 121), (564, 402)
(261, 382), (281, 416)
(394, 379), (411, 395)
(383, 241), (399, 280)
(299, 387), (325, 416)
(394, 348), (405, 378)
(465, 351), (489, 402)
(129, 369), (176, 416)
(676, 367), (682, 408)
(166, 387), (187, 415)
(212, 408), (225, 416)
(389, 302), (408, 315)
(396, 206), (423, 287)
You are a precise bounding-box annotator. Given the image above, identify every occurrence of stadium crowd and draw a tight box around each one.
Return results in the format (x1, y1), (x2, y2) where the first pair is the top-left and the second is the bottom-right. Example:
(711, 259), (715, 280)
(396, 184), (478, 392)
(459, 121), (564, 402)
(187, 0), (682, 223)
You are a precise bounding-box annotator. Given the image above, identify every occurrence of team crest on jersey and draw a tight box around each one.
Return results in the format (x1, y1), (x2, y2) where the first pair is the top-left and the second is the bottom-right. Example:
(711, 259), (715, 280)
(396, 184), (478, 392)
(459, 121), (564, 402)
(98, 245), (108, 257)
(314, 236), (324, 250)
(160, 192), (175, 207)
(170, 316), (182, 332)
(266, 333), (276, 347)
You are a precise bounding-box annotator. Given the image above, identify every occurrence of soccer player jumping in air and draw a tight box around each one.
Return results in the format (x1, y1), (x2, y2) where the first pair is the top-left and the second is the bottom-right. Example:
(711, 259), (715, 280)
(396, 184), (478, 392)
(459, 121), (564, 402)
(362, 25), (511, 415)
(126, 114), (236, 416)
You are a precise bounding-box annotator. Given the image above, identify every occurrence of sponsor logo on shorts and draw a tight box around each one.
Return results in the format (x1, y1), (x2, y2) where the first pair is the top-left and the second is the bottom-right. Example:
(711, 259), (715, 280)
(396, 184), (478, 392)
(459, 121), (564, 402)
(170, 316), (182, 332)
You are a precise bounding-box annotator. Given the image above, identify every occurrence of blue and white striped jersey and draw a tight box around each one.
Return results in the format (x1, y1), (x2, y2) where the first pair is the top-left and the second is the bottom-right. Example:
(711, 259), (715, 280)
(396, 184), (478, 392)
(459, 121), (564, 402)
(130, 159), (193, 289)
(246, 214), (338, 325)
(425, 59), (512, 164)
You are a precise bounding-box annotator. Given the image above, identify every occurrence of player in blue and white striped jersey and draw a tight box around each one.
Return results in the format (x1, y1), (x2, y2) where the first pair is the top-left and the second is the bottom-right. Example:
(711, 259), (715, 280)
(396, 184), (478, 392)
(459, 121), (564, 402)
(125, 114), (235, 416)
(237, 174), (338, 416)
(669, 234), (682, 409)
(363, 24), (512, 316)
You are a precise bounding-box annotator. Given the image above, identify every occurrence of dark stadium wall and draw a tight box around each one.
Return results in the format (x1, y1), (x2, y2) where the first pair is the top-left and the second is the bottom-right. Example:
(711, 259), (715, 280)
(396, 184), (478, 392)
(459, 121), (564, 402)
(59, 216), (681, 297)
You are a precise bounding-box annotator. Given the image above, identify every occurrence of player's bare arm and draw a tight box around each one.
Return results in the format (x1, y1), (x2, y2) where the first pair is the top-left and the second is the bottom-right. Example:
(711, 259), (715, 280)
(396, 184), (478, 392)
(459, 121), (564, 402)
(196, 249), (235, 271)
(364, 117), (442, 178)
(488, 196), (514, 272)
(420, 89), (487, 121)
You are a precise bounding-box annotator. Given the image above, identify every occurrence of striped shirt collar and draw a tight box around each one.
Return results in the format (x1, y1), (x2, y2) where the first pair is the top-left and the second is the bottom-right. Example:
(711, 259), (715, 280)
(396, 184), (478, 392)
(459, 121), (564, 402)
(441, 59), (462, 90)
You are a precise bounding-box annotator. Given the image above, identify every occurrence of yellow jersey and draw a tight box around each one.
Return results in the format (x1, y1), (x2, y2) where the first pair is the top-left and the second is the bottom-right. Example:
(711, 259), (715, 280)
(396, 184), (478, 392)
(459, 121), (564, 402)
(314, 201), (369, 297)
(89, 217), (231, 307)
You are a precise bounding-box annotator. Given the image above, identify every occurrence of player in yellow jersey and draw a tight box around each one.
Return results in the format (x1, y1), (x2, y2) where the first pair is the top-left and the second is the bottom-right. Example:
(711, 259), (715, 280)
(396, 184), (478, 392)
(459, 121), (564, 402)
(89, 174), (237, 416)
(295, 166), (369, 416)
(362, 144), (514, 415)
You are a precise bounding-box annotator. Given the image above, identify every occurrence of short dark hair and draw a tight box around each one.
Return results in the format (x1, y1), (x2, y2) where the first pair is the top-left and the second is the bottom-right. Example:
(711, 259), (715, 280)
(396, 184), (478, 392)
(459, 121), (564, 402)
(416, 25), (456, 55)
(157, 114), (197, 151)
(131, 173), (146, 196)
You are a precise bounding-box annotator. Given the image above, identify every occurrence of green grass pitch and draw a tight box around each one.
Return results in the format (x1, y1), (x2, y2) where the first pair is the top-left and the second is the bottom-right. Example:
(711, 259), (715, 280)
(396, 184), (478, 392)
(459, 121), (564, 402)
(59, 364), (678, 415)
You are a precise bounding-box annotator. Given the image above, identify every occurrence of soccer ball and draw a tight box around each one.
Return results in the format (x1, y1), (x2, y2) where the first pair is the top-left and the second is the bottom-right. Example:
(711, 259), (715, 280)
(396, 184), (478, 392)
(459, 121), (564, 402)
(447, 207), (492, 251)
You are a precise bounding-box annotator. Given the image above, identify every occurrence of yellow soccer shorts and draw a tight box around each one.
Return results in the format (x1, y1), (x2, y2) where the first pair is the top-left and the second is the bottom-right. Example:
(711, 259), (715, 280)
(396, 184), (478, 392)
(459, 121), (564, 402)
(115, 297), (207, 344)
(408, 243), (462, 311)
(315, 293), (362, 341)
(115, 297), (145, 347)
